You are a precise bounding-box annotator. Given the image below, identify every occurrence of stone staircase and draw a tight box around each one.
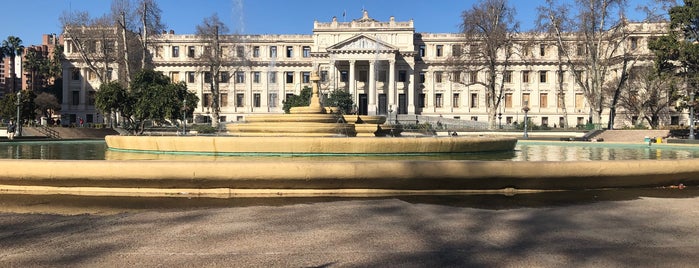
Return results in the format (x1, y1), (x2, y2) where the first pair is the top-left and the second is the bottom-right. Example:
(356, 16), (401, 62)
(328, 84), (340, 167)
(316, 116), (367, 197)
(23, 127), (118, 139)
(593, 129), (670, 143)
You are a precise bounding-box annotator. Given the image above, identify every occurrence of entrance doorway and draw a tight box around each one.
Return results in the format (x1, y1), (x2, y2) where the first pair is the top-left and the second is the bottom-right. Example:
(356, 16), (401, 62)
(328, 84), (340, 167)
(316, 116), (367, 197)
(378, 94), (387, 115)
(358, 94), (368, 115)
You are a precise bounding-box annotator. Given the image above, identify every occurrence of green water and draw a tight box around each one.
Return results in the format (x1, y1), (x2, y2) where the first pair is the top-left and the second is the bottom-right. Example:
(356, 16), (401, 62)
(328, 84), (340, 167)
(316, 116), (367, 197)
(1, 140), (699, 161)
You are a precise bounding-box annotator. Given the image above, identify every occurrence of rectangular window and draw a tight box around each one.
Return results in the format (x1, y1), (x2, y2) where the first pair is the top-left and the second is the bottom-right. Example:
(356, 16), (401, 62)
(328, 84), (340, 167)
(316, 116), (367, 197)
(557, 70), (566, 82)
(87, 91), (96, 106)
(435, 93), (443, 108)
(188, 46), (195, 57)
(470, 93), (478, 108)
(170, 72), (180, 82)
(522, 71), (530, 83)
(358, 71), (368, 82)
(217, 71), (228, 83)
(155, 46), (163, 58)
(419, 72), (425, 83)
(452, 44), (461, 57)
(398, 70), (407, 82)
(451, 71), (460, 82)
(576, 44), (585, 56)
(253, 46), (260, 57)
(203, 93), (212, 107)
(253, 93), (261, 107)
(630, 37), (638, 50)
(539, 71), (547, 83)
(575, 93), (585, 109)
(187, 72), (195, 83)
(286, 46), (293, 58)
(302, 72), (310, 83)
(236, 46), (244, 57)
(539, 44), (546, 57)
(436, 45), (443, 57)
(453, 93), (460, 108)
(269, 93), (278, 107)
(253, 72), (261, 83)
(469, 44), (479, 55)
(419, 45), (426, 57)
(285, 72), (294, 83)
(235, 72), (244, 83)
(320, 70), (328, 82)
(469, 71), (478, 83)
(340, 71), (348, 82)
(204, 72), (212, 83)
(203, 46), (211, 57)
(236, 93), (244, 107)
(435, 71), (443, 83)
(72, 91), (80, 105)
(522, 93), (530, 106)
(269, 71), (277, 83)
(505, 93), (513, 108)
(542, 117), (549, 127)
(504, 71), (512, 83)
(378, 71), (386, 82)
(269, 46), (277, 58)
(540, 93), (548, 108)
(220, 93), (228, 107)
(302, 46), (311, 58)
(172, 46), (179, 57)
(72, 68), (80, 80)
(419, 93), (426, 108)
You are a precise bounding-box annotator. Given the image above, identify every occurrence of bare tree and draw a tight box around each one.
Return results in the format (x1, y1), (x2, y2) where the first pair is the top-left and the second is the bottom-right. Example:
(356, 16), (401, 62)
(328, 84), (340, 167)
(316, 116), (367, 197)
(455, 0), (519, 129)
(196, 14), (229, 128)
(539, 0), (637, 129)
(110, 0), (165, 82)
(60, 10), (118, 84)
(617, 66), (679, 128)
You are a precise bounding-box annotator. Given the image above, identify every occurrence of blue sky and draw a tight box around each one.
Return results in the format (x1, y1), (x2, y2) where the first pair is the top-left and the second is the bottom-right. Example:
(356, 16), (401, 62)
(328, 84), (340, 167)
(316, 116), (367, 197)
(2, 0), (662, 46)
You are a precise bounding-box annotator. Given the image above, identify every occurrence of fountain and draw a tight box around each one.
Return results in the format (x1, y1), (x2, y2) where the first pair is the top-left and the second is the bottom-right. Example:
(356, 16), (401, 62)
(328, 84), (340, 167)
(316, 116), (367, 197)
(106, 70), (518, 154)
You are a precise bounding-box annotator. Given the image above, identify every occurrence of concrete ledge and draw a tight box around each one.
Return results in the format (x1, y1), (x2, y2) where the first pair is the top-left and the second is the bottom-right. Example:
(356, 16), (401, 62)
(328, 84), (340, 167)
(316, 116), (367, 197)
(0, 159), (697, 194)
(105, 135), (518, 154)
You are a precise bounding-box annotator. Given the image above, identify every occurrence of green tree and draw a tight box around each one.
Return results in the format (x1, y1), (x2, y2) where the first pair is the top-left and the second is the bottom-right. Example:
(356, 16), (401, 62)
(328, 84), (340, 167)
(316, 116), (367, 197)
(649, 0), (699, 129)
(0, 91), (37, 123)
(324, 89), (354, 114)
(96, 81), (132, 128)
(129, 70), (198, 134)
(34, 92), (61, 122)
(282, 86), (312, 113)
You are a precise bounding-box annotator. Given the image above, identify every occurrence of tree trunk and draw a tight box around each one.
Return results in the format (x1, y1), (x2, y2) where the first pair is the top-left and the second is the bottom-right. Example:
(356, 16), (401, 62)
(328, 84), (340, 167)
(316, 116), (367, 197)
(141, 1), (148, 70)
(121, 12), (131, 84)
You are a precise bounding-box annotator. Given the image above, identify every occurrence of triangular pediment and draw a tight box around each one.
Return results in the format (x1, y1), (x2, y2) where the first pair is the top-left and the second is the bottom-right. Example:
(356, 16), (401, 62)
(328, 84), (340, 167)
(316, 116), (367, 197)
(327, 34), (397, 52)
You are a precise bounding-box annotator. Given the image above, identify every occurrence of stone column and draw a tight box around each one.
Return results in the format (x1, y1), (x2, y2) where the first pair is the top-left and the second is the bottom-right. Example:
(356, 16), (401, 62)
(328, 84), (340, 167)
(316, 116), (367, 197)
(408, 68), (415, 114)
(349, 60), (356, 100)
(388, 59), (396, 112)
(329, 60), (336, 91)
(368, 60), (376, 115)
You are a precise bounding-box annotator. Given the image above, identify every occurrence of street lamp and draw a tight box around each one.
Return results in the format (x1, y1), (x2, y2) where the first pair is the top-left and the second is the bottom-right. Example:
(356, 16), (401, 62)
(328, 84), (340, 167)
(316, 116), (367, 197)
(690, 91), (695, 140)
(498, 112), (503, 129)
(15, 91), (21, 137)
(522, 102), (530, 139)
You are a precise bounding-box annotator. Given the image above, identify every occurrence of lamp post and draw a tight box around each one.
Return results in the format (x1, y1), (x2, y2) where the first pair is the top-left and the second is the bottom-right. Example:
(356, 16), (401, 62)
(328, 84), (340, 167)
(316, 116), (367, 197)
(388, 105), (394, 124)
(182, 99), (187, 135)
(15, 91), (21, 137)
(498, 112), (502, 129)
(522, 103), (530, 139)
(690, 91), (695, 140)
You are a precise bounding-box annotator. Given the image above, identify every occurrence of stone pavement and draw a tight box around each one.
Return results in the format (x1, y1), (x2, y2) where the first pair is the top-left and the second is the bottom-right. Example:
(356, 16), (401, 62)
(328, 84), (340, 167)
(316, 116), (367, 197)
(0, 189), (698, 267)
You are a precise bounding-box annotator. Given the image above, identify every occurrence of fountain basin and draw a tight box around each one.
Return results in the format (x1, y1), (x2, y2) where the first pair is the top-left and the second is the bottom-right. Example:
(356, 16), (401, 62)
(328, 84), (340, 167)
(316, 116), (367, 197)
(105, 135), (517, 154)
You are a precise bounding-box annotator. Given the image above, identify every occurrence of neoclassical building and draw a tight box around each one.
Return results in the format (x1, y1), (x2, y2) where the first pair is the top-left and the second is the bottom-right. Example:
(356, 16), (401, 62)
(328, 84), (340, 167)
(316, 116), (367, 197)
(61, 11), (678, 128)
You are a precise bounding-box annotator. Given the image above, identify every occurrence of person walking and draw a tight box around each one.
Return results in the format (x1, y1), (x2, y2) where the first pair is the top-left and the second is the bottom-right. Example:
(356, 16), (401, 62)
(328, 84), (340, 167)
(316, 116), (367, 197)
(7, 120), (16, 140)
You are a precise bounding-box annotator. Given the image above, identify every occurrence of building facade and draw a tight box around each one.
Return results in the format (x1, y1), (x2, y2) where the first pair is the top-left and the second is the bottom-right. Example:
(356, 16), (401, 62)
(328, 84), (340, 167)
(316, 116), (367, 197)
(61, 11), (680, 128)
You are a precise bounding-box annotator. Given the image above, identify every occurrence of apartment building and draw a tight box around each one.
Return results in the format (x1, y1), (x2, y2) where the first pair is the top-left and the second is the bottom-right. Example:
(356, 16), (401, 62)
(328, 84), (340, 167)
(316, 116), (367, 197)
(61, 11), (678, 128)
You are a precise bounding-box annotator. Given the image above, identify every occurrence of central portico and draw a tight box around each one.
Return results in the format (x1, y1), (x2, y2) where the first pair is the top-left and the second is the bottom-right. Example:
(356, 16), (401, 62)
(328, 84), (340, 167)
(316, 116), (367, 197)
(312, 11), (417, 116)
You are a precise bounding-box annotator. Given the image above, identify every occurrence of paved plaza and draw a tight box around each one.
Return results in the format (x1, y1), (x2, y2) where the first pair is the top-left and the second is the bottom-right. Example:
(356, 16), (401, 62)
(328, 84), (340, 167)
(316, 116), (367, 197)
(0, 190), (698, 267)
